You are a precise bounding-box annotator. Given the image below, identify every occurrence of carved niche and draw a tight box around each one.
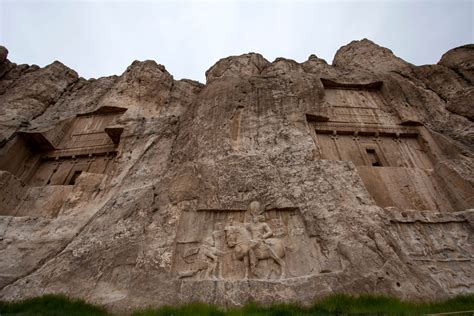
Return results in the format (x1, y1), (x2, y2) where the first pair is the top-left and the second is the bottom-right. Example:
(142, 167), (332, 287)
(0, 106), (126, 217)
(172, 201), (319, 280)
(0, 106), (126, 186)
(307, 79), (461, 212)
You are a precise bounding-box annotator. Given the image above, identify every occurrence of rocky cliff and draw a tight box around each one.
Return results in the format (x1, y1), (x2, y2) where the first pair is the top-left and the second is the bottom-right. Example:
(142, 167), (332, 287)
(0, 40), (472, 313)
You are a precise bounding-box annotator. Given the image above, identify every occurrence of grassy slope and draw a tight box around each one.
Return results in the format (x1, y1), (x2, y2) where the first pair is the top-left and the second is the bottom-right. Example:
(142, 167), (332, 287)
(1, 294), (473, 315)
(134, 295), (474, 316)
(0, 294), (109, 316)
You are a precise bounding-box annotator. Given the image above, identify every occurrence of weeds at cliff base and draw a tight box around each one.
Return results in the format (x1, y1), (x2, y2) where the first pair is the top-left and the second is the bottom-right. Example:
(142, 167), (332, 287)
(0, 294), (108, 316)
(1, 293), (473, 315)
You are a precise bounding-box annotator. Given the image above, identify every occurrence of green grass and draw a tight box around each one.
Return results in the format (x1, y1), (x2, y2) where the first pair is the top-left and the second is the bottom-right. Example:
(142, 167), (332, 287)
(0, 294), (109, 316)
(133, 294), (474, 316)
(1, 293), (473, 316)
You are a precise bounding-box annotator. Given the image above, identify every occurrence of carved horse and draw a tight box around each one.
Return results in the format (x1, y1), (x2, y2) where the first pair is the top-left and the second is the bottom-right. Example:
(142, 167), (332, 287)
(225, 224), (287, 279)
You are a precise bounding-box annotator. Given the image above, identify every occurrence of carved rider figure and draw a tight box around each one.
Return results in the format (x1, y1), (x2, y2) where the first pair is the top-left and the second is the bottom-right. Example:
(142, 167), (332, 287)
(248, 215), (273, 240)
(246, 214), (274, 270)
(248, 200), (264, 218)
(223, 201), (287, 279)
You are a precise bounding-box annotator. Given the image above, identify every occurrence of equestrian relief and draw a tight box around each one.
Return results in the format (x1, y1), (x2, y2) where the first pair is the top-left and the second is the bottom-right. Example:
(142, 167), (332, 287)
(173, 201), (320, 281)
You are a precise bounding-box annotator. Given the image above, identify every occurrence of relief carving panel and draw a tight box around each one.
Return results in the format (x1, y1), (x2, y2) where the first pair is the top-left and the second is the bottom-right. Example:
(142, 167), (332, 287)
(172, 201), (319, 280)
(323, 88), (400, 125)
(392, 221), (473, 262)
(390, 218), (474, 293)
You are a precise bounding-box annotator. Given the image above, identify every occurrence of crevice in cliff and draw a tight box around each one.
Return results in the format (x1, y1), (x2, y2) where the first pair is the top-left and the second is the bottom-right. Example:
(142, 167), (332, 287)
(0, 216), (14, 241)
(118, 136), (159, 188)
(165, 91), (186, 166)
(0, 131), (18, 148)
(446, 67), (472, 86)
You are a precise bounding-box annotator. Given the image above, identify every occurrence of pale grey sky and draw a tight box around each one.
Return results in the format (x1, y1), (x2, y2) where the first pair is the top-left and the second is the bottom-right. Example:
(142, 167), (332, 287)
(1, 0), (473, 83)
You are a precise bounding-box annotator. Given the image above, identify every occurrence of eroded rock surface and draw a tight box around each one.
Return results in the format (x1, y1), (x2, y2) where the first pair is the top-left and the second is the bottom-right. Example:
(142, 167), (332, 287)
(0, 40), (473, 312)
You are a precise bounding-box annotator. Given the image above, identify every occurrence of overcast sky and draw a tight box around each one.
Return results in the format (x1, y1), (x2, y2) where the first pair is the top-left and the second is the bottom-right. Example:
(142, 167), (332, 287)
(1, 0), (473, 83)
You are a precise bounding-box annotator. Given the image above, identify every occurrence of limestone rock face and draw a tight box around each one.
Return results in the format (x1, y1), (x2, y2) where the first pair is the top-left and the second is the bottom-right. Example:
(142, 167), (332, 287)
(0, 46), (8, 63)
(0, 60), (78, 144)
(0, 40), (473, 313)
(439, 44), (474, 84)
(206, 53), (270, 82)
(333, 38), (413, 74)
